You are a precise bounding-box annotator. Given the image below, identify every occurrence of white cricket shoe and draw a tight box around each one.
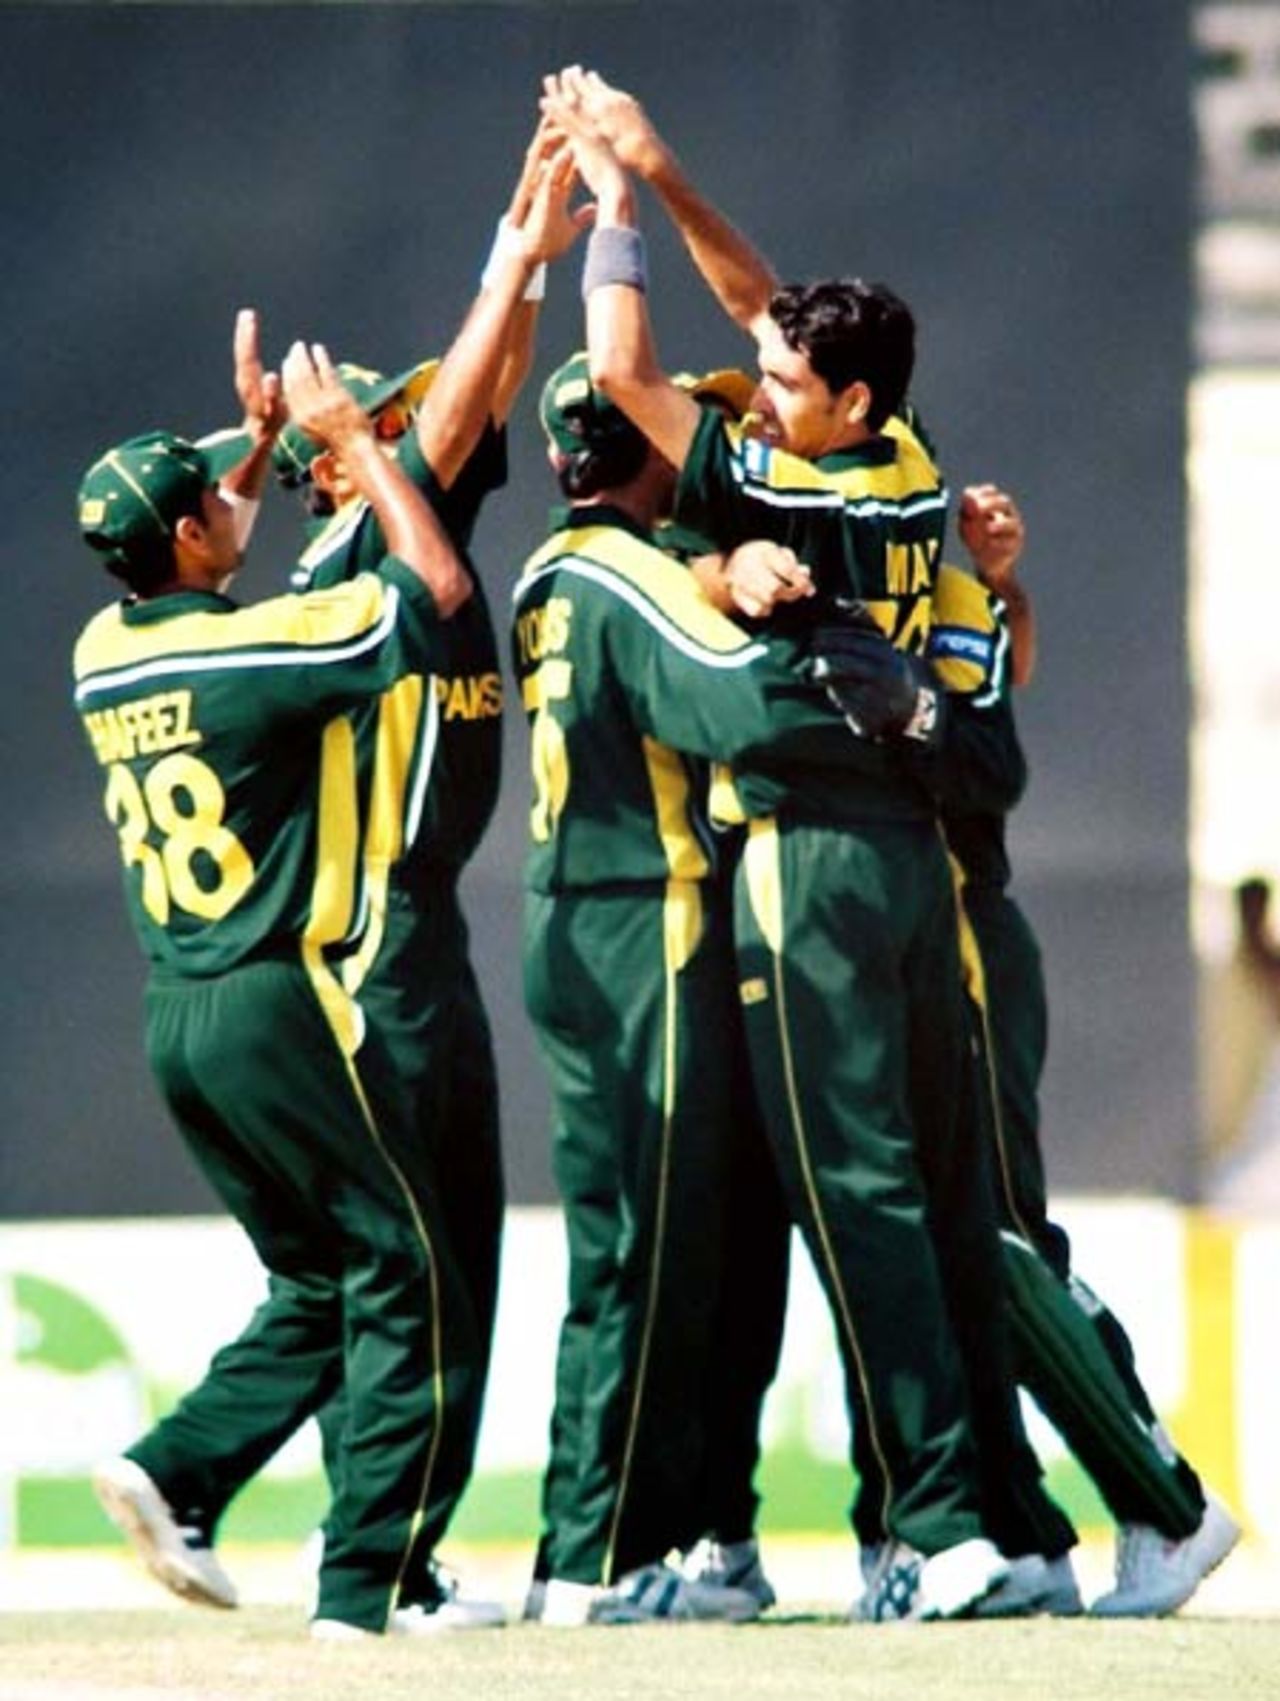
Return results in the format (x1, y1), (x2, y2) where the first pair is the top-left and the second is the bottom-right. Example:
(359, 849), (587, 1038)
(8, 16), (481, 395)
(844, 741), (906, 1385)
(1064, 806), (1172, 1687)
(848, 1541), (885, 1615)
(1090, 1493), (1242, 1617)
(310, 1618), (376, 1642)
(972, 1553), (1083, 1618)
(393, 1561), (506, 1632)
(542, 1561), (760, 1625)
(93, 1456), (237, 1609)
(681, 1536), (777, 1611)
(854, 1536), (1008, 1622)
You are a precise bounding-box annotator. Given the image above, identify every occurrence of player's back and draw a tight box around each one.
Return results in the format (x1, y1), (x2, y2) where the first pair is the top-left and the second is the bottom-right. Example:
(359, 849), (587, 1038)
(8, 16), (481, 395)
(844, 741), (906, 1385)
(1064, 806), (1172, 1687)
(72, 572), (425, 975)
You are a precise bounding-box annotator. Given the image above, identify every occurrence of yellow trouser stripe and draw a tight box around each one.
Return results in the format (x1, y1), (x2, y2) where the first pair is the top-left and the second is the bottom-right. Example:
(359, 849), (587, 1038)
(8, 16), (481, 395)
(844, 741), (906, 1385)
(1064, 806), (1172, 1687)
(298, 940), (447, 1628)
(604, 880), (701, 1581)
(949, 854), (1036, 1246)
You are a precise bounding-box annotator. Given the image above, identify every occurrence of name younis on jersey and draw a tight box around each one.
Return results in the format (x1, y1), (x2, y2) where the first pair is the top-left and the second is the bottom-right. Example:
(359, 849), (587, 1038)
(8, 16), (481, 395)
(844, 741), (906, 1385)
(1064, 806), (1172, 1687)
(513, 597), (574, 714)
(82, 689), (201, 766)
(513, 596), (572, 668)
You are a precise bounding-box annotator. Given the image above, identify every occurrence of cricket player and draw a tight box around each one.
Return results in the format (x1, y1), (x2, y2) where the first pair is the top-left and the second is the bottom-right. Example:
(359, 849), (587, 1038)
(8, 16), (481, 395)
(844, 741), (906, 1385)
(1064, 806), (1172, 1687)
(941, 491), (1242, 1615)
(90, 128), (586, 1629)
(74, 344), (490, 1639)
(516, 343), (1017, 1623)
(540, 69), (1079, 1619)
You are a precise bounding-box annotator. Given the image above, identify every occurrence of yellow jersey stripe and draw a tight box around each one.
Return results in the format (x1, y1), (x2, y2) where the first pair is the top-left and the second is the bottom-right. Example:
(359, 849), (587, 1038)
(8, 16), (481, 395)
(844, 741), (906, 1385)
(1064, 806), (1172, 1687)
(517, 526), (766, 664)
(74, 582), (401, 704)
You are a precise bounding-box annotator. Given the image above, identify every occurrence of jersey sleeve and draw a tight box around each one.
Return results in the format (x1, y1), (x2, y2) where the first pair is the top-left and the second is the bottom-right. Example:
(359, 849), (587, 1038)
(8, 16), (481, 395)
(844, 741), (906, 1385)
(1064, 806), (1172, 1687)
(907, 569), (1027, 815)
(673, 409), (791, 554)
(573, 539), (891, 779)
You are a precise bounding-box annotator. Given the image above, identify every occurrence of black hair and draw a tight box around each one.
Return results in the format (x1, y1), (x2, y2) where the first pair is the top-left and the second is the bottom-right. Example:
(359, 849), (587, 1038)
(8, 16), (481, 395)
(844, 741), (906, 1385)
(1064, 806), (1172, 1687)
(301, 483), (335, 520)
(768, 279), (916, 431)
(556, 428), (650, 500)
(87, 533), (177, 597)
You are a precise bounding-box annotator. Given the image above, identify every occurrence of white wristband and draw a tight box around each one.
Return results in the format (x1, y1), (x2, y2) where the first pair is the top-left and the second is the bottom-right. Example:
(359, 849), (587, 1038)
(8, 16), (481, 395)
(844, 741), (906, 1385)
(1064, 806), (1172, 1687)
(481, 216), (547, 302)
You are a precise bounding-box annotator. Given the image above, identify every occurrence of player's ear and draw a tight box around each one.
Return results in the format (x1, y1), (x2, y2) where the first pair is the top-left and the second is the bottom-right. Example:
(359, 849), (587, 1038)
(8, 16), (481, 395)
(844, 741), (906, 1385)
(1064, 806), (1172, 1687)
(172, 511), (207, 549)
(839, 379), (872, 430)
(311, 449), (341, 494)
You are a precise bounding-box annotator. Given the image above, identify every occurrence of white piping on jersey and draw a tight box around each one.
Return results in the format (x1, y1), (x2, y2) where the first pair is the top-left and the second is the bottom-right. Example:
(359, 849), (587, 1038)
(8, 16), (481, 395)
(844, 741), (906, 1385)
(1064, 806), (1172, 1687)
(290, 502), (370, 591)
(404, 672), (442, 851)
(730, 464), (950, 523)
(516, 557), (769, 670)
(74, 587), (401, 704)
(733, 439), (949, 522)
(971, 611), (1012, 710)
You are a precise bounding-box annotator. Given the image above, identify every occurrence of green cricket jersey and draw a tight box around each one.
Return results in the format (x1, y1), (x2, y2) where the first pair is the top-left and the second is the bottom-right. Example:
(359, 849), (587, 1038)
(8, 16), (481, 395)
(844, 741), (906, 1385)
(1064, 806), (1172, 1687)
(290, 426), (506, 873)
(674, 410), (950, 825)
(674, 408), (947, 654)
(512, 507), (890, 894)
(73, 562), (436, 977)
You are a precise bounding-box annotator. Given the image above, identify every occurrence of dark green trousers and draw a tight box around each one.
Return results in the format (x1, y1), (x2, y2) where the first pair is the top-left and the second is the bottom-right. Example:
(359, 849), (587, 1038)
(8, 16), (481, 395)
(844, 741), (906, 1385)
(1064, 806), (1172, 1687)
(685, 846), (791, 1550)
(321, 879), (504, 1595)
(130, 879), (502, 1606)
(733, 816), (988, 1557)
(136, 953), (481, 1630)
(963, 880), (1205, 1538)
(735, 817), (1074, 1560)
(525, 879), (735, 1585)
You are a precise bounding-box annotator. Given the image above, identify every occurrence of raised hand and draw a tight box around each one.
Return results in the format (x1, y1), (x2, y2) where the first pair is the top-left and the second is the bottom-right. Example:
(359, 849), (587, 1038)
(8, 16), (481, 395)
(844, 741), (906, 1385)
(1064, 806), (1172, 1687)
(280, 342), (371, 456)
(233, 309), (285, 443)
(958, 484), (1024, 592)
(518, 141), (596, 265)
(555, 66), (669, 180)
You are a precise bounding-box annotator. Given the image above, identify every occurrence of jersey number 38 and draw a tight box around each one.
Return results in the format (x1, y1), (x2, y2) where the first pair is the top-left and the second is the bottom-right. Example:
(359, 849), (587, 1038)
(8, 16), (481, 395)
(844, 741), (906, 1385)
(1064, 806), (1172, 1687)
(104, 753), (255, 926)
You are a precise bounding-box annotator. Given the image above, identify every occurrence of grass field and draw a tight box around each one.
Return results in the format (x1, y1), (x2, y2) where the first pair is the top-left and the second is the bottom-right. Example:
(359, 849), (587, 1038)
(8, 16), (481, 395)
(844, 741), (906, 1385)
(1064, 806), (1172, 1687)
(0, 1535), (1275, 1701)
(2, 1606), (1280, 1701)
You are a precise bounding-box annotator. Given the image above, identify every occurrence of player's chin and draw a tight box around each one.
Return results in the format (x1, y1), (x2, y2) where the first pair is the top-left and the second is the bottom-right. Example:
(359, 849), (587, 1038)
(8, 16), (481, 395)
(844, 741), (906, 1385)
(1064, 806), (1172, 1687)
(739, 413), (776, 445)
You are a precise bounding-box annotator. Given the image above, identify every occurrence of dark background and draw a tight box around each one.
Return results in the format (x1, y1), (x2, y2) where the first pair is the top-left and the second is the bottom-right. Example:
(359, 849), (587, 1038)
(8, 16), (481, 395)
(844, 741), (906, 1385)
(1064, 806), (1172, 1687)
(0, 2), (1193, 1214)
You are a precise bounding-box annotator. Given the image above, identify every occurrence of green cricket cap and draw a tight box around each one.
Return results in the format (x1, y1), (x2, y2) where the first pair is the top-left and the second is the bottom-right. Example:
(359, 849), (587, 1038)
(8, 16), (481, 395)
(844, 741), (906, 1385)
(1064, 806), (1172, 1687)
(272, 357), (440, 488)
(539, 351), (644, 458)
(77, 429), (248, 560)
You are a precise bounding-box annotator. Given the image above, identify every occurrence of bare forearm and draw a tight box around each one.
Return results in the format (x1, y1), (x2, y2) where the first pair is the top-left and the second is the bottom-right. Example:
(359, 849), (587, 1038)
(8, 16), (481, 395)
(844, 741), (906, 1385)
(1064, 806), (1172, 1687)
(344, 434), (470, 615)
(645, 146), (777, 332)
(492, 301), (538, 425)
(418, 255), (533, 489)
(997, 577), (1037, 686)
(584, 180), (701, 467)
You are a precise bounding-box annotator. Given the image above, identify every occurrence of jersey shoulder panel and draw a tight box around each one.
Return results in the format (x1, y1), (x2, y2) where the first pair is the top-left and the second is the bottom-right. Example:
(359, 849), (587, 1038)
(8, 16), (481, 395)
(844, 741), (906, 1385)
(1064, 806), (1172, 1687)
(73, 576), (396, 695)
(733, 422), (945, 512)
(518, 523), (766, 662)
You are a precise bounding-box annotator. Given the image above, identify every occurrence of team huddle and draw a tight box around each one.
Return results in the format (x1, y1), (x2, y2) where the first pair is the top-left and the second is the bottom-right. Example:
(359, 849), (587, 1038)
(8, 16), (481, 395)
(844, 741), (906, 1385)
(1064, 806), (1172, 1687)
(72, 69), (1239, 1635)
